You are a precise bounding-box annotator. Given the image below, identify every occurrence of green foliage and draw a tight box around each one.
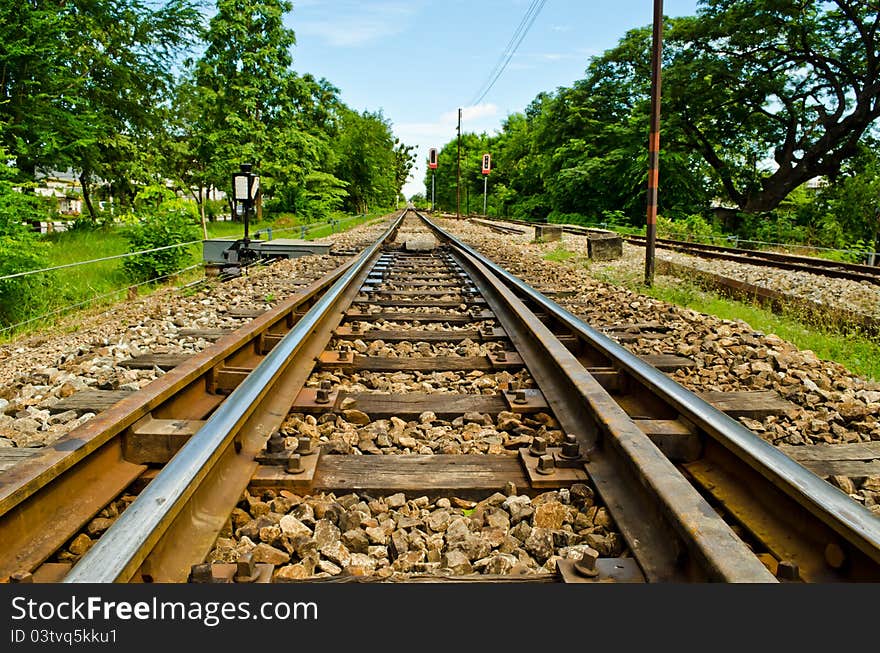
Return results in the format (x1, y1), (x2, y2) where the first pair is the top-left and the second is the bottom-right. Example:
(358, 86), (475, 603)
(741, 212), (806, 248)
(122, 204), (199, 282)
(0, 176), (53, 325)
(0, 0), (201, 218)
(656, 213), (721, 242)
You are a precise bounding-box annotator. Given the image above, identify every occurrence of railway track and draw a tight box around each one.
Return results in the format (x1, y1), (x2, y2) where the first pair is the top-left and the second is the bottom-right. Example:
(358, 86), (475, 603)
(621, 233), (880, 286)
(2, 209), (879, 584)
(487, 216), (880, 285)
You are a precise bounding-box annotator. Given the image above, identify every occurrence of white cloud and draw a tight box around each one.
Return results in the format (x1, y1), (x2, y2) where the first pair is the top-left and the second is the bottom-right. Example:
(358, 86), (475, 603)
(295, 1), (421, 47)
(395, 103), (501, 198)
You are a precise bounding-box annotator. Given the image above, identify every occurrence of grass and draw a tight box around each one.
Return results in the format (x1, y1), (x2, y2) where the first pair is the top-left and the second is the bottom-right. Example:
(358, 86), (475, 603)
(592, 266), (880, 382)
(542, 246), (577, 262)
(1, 207), (393, 341)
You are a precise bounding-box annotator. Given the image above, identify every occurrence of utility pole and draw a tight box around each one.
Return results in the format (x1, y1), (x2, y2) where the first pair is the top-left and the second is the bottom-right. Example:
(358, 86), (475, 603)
(456, 108), (462, 218)
(644, 0), (663, 286)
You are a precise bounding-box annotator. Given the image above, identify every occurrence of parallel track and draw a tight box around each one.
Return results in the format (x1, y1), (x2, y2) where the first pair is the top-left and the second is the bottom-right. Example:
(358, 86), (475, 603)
(2, 210), (878, 584)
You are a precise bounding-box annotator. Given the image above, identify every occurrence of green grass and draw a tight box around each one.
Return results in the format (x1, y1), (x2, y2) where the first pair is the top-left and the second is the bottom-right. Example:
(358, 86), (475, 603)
(592, 267), (880, 382)
(542, 246), (577, 262)
(1, 208), (394, 341)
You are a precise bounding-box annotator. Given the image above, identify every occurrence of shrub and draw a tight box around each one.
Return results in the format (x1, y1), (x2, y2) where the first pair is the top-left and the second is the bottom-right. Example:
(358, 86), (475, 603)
(657, 213), (720, 242)
(122, 203), (200, 282)
(0, 182), (54, 327)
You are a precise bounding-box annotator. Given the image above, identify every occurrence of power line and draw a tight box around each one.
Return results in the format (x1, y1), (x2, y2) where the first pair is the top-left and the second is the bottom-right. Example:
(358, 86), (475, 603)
(468, 0), (548, 107)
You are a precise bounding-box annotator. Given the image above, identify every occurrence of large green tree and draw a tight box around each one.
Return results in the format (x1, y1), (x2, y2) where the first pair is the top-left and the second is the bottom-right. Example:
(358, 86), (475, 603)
(0, 0), (200, 219)
(666, 0), (880, 222)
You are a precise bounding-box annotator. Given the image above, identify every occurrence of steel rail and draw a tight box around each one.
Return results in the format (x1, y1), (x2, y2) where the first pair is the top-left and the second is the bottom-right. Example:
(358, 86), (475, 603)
(623, 233), (880, 276)
(425, 212), (880, 579)
(447, 242), (775, 582)
(622, 234), (880, 285)
(477, 217), (880, 282)
(0, 252), (359, 581)
(64, 212), (406, 583)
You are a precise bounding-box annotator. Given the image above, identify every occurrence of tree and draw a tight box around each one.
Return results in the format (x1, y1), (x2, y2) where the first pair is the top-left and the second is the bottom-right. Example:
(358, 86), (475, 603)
(0, 0), (201, 219)
(193, 0), (299, 204)
(333, 109), (399, 213)
(666, 0), (880, 223)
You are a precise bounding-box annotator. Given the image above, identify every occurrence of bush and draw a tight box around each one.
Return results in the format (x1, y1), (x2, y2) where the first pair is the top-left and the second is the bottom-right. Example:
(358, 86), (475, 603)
(657, 213), (721, 242)
(0, 183), (54, 327)
(123, 203), (200, 282)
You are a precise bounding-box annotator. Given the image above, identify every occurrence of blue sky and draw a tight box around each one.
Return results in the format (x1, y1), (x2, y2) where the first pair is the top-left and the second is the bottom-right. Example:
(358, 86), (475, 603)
(286, 1), (702, 198)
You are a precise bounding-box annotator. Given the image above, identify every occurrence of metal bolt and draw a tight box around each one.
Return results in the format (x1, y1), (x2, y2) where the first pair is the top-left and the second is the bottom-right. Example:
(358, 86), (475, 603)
(267, 433), (285, 454)
(190, 563), (214, 584)
(560, 434), (580, 459)
(234, 552), (258, 583)
(315, 388), (330, 404)
(776, 560), (800, 581)
(536, 454), (555, 475)
(338, 346), (349, 361)
(351, 322), (361, 333)
(574, 547), (600, 578)
(529, 436), (547, 457)
(495, 351), (507, 362)
(286, 453), (303, 474)
(296, 436), (313, 455)
(513, 389), (527, 404)
(10, 571), (33, 583)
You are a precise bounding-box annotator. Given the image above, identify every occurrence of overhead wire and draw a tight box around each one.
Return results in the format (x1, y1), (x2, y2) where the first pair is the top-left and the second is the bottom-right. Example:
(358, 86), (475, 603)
(468, 0), (548, 107)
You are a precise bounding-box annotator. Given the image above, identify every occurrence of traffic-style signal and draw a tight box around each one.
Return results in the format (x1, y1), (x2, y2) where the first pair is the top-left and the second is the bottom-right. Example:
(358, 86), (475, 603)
(481, 153), (491, 175)
(428, 148), (438, 170)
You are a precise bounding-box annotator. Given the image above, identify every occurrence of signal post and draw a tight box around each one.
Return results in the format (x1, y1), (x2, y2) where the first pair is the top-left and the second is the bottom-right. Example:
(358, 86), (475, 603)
(428, 147), (438, 211)
(481, 153), (491, 215)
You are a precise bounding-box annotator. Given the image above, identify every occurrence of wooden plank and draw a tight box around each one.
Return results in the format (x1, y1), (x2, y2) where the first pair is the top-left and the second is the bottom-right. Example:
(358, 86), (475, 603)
(337, 328), (480, 341)
(0, 447), (41, 473)
(269, 454), (530, 496)
(363, 299), (484, 308)
(334, 393), (510, 419)
(607, 333), (669, 342)
(601, 322), (668, 333)
(119, 354), (190, 370)
(333, 328), (503, 342)
(48, 389), (133, 414)
(228, 308), (266, 319)
(776, 442), (880, 478)
(292, 391), (540, 418)
(178, 328), (232, 339)
(635, 419), (701, 462)
(366, 280), (462, 288)
(778, 442), (880, 462)
(792, 460), (880, 478)
(697, 390), (796, 419)
(365, 289), (466, 297)
(345, 310), (494, 323)
(317, 354), (497, 372)
(123, 416), (207, 464)
(638, 354), (695, 371)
